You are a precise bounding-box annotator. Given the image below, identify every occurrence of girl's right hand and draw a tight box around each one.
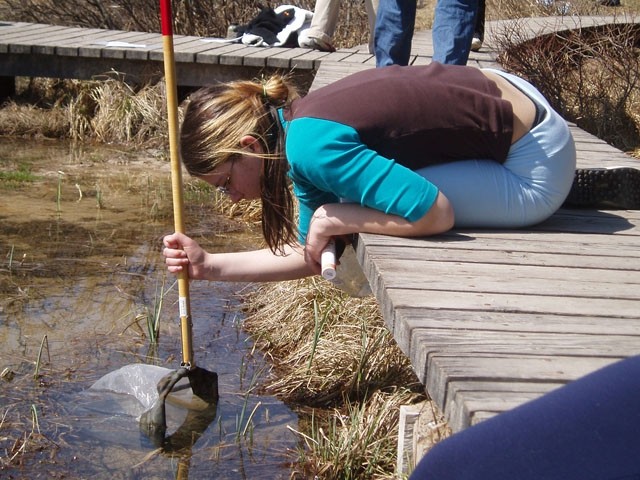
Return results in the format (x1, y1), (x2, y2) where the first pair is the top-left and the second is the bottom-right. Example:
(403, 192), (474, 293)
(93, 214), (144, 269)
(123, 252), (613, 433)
(162, 232), (208, 280)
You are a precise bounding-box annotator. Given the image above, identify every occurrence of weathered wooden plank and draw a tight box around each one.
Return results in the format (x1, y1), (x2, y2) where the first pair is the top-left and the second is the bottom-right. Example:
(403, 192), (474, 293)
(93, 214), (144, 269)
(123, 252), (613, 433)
(366, 274), (640, 333)
(309, 61), (372, 91)
(99, 32), (159, 59)
(371, 259), (640, 300)
(446, 380), (562, 429)
(393, 311), (640, 370)
(411, 330), (640, 361)
(76, 30), (159, 58)
(424, 353), (620, 410)
(448, 390), (551, 430)
(380, 286), (640, 319)
(0, 23), (66, 40)
(55, 30), (128, 57)
(341, 51), (375, 64)
(362, 241), (639, 269)
(316, 50), (360, 63)
(148, 34), (201, 62)
(196, 42), (250, 65)
(29, 27), (108, 55)
(411, 55), (432, 66)
(241, 46), (278, 67)
(575, 141), (631, 153)
(174, 37), (226, 55)
(0, 21), (31, 32)
(358, 229), (640, 258)
(219, 44), (265, 66)
(264, 48), (310, 69)
(398, 310), (640, 336)
(533, 211), (639, 235)
(2, 25), (71, 54)
(371, 245), (638, 270)
(427, 354), (624, 408)
(1, 25), (70, 47)
(290, 49), (333, 70)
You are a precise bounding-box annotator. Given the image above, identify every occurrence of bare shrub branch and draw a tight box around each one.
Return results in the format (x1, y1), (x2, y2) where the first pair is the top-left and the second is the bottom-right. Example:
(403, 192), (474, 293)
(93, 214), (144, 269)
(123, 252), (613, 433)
(497, 20), (640, 152)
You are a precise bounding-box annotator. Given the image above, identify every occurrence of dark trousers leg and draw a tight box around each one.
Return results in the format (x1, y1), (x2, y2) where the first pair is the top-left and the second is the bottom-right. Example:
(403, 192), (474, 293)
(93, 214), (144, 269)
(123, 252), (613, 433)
(474, 0), (485, 40)
(410, 355), (640, 480)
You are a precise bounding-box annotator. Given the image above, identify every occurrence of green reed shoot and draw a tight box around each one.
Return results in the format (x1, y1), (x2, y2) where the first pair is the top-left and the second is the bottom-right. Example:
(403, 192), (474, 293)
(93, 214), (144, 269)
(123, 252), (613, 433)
(34, 335), (50, 380)
(30, 405), (40, 434)
(241, 401), (260, 438)
(7, 245), (15, 275)
(307, 299), (329, 374)
(95, 183), (104, 209)
(56, 171), (64, 213)
(235, 396), (261, 443)
(146, 275), (168, 345)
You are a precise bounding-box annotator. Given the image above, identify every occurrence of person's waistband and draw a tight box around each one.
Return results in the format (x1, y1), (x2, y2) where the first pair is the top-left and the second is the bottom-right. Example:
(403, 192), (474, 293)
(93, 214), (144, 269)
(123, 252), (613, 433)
(485, 68), (547, 128)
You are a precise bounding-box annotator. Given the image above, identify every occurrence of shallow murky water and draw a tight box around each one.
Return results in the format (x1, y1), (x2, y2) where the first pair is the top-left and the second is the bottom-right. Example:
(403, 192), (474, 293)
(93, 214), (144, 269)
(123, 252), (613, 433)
(0, 139), (299, 478)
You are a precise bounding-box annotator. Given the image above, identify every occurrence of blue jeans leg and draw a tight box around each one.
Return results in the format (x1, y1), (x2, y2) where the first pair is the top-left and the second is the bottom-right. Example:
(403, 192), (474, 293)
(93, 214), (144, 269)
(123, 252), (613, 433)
(432, 0), (478, 65)
(374, 0), (416, 67)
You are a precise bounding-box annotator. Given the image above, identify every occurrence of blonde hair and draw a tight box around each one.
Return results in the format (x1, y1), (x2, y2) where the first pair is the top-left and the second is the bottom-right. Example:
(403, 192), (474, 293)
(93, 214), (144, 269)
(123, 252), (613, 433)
(180, 75), (300, 253)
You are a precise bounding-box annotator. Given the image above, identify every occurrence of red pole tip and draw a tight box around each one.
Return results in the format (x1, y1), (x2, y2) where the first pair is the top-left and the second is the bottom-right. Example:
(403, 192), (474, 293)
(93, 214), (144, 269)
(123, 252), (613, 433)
(160, 0), (173, 36)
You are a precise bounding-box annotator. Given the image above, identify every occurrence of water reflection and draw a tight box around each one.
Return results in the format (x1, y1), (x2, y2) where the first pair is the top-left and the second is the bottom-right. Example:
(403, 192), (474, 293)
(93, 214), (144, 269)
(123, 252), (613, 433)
(0, 139), (298, 478)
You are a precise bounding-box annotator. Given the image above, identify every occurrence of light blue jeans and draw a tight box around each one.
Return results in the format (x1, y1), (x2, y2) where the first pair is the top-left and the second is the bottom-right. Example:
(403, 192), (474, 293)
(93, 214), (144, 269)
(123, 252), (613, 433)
(374, 0), (416, 67)
(417, 70), (577, 228)
(432, 0), (479, 65)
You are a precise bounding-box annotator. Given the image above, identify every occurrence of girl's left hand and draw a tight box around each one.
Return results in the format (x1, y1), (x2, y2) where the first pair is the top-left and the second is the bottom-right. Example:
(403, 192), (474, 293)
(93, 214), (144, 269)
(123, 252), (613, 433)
(302, 234), (331, 275)
(303, 208), (334, 273)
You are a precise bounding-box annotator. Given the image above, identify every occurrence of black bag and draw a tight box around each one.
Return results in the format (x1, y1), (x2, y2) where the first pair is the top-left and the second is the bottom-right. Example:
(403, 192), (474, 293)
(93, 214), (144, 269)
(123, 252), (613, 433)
(229, 4), (313, 47)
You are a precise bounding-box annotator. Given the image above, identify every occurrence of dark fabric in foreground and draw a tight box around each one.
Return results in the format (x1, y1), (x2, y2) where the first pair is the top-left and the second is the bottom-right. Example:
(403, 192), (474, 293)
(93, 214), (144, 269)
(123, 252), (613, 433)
(411, 355), (640, 480)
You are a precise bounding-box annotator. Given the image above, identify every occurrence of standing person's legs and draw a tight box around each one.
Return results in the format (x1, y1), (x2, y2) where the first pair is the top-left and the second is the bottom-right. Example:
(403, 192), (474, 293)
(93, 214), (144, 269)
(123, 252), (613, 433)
(471, 0), (485, 51)
(374, 0), (416, 66)
(432, 0), (478, 65)
(410, 355), (640, 480)
(299, 0), (339, 51)
(365, 0), (380, 54)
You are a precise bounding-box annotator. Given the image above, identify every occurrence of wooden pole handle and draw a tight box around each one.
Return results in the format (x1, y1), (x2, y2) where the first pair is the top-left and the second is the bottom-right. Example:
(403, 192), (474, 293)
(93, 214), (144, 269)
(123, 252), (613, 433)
(160, 0), (194, 367)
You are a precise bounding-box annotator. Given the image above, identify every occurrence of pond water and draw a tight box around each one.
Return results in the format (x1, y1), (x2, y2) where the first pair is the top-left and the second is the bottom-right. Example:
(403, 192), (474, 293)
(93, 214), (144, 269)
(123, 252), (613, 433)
(0, 139), (299, 478)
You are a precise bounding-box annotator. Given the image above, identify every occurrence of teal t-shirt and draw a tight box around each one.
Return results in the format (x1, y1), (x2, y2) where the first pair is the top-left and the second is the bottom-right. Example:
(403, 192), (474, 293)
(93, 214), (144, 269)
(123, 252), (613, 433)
(282, 114), (440, 243)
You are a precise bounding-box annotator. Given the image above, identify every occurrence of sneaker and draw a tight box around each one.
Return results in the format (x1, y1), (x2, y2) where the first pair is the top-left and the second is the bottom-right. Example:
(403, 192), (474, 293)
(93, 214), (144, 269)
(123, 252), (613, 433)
(470, 37), (483, 52)
(563, 167), (640, 209)
(298, 35), (336, 52)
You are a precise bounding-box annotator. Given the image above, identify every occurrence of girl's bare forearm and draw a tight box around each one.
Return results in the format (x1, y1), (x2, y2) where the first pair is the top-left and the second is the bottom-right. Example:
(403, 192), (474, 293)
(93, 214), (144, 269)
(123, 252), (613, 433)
(205, 245), (314, 282)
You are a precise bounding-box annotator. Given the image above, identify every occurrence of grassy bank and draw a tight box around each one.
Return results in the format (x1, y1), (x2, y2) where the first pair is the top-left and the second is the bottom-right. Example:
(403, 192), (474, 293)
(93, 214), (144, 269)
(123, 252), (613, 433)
(242, 278), (428, 478)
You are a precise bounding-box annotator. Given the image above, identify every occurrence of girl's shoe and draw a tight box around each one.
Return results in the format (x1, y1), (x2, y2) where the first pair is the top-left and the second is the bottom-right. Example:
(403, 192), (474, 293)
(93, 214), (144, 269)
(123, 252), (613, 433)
(563, 167), (640, 209)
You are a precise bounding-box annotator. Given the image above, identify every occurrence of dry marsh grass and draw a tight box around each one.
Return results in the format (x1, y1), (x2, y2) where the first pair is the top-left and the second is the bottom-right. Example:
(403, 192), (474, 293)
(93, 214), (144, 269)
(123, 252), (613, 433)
(290, 388), (423, 479)
(1, 76), (170, 147)
(243, 278), (423, 407)
(243, 278), (427, 478)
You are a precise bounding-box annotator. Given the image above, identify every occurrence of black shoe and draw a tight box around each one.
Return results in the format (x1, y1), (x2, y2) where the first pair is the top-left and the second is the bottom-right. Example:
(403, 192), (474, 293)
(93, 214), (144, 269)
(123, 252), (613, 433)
(563, 167), (640, 210)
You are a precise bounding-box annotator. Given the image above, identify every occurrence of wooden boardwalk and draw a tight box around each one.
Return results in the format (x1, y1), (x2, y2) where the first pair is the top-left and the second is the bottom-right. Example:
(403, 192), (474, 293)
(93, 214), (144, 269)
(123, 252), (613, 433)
(0, 19), (334, 88)
(1, 15), (639, 434)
